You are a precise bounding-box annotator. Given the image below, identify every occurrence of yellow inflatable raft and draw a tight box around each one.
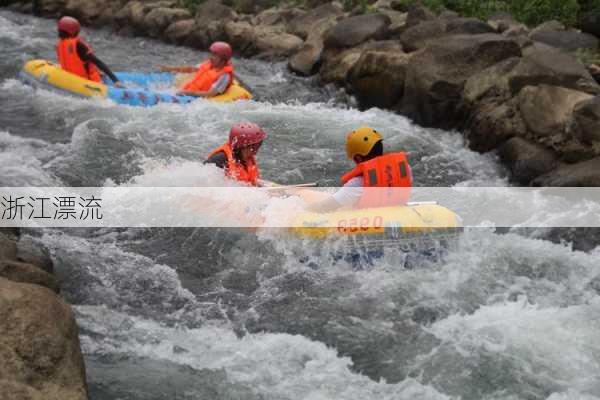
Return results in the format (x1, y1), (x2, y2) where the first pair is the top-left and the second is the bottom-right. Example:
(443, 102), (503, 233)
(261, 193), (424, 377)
(19, 60), (252, 106)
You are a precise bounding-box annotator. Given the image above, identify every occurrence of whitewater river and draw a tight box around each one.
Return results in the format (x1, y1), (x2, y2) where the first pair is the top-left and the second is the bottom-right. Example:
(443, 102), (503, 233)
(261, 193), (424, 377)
(1, 10), (599, 400)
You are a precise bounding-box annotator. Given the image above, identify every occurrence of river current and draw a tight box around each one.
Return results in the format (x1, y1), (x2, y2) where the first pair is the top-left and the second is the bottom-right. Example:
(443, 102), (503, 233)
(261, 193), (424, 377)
(1, 10), (599, 400)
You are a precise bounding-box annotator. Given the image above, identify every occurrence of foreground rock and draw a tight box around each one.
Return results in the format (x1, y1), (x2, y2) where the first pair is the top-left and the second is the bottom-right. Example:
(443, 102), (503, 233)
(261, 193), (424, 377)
(0, 230), (88, 399)
(0, 278), (87, 400)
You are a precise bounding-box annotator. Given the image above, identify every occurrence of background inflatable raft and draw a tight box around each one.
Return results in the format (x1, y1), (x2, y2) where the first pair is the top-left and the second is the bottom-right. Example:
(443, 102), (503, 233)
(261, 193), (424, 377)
(19, 59), (252, 106)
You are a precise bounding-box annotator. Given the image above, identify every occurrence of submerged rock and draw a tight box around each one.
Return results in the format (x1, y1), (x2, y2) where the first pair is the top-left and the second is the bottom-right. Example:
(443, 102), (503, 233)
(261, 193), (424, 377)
(499, 137), (560, 184)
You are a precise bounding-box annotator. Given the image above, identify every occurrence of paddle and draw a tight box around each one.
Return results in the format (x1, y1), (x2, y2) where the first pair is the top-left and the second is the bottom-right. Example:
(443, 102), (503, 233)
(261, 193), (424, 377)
(262, 182), (319, 191)
(233, 73), (253, 94)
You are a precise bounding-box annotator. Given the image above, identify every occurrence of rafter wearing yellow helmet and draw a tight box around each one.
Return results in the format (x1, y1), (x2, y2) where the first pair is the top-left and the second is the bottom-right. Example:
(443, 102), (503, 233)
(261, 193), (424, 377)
(307, 126), (413, 213)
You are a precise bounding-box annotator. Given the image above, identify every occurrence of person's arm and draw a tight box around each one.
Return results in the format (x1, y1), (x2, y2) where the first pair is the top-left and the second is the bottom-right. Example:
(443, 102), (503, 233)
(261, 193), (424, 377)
(306, 178), (364, 213)
(157, 65), (196, 73)
(76, 42), (121, 85)
(204, 152), (227, 169)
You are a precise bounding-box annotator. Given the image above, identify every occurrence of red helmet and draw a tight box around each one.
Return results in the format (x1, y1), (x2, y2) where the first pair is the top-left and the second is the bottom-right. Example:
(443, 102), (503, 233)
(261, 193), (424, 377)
(209, 41), (233, 61)
(58, 16), (80, 37)
(229, 123), (266, 150)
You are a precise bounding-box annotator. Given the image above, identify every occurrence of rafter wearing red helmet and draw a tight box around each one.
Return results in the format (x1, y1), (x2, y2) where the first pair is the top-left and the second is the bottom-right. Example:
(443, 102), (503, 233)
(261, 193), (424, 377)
(56, 16), (123, 87)
(205, 123), (267, 186)
(158, 42), (234, 98)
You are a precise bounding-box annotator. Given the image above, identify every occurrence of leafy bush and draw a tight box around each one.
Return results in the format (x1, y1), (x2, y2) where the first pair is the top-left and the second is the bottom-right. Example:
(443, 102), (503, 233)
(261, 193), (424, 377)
(398, 0), (586, 27)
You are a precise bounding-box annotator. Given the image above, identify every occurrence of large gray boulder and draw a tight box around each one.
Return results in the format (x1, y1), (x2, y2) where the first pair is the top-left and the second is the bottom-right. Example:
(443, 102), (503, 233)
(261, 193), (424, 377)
(509, 43), (600, 95)
(571, 96), (600, 146)
(144, 7), (192, 37)
(517, 85), (593, 140)
(288, 14), (343, 76)
(529, 30), (599, 53)
(499, 137), (560, 184)
(347, 45), (410, 108)
(533, 157), (600, 186)
(195, 0), (237, 27)
(288, 2), (346, 40)
(400, 34), (522, 128)
(324, 13), (391, 49)
(400, 17), (495, 52)
(0, 278), (88, 400)
(164, 19), (196, 44)
(225, 21), (302, 58)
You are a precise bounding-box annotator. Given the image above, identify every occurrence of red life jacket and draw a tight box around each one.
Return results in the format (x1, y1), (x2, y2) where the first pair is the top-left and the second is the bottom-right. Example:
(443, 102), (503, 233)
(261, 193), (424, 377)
(56, 37), (101, 82)
(182, 60), (234, 93)
(341, 152), (412, 208)
(208, 142), (260, 186)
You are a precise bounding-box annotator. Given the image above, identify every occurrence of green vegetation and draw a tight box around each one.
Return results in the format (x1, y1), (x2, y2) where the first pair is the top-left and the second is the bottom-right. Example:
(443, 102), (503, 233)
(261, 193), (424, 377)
(396, 0), (600, 27)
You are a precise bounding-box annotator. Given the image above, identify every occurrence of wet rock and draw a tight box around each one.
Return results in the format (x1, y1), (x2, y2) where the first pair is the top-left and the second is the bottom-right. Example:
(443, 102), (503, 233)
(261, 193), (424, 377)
(164, 19), (196, 44)
(530, 20), (565, 35)
(0, 260), (59, 292)
(288, 15), (340, 76)
(466, 97), (528, 152)
(195, 0), (237, 27)
(144, 7), (192, 38)
(400, 34), (521, 129)
(253, 6), (305, 26)
(446, 17), (495, 35)
(533, 157), (600, 186)
(439, 9), (459, 20)
(16, 235), (54, 275)
(184, 20), (226, 49)
(347, 47), (410, 108)
(225, 21), (302, 58)
(378, 8), (407, 35)
(63, 0), (106, 25)
(400, 19), (447, 52)
(510, 44), (599, 95)
(464, 57), (520, 103)
(0, 278), (87, 400)
(529, 30), (599, 53)
(580, 10), (600, 38)
(324, 13), (391, 49)
(571, 96), (600, 146)
(319, 46), (364, 84)
(401, 17), (495, 52)
(499, 137), (560, 184)
(32, 0), (66, 17)
(0, 232), (18, 261)
(404, 4), (435, 28)
(288, 2), (345, 40)
(517, 85), (593, 140)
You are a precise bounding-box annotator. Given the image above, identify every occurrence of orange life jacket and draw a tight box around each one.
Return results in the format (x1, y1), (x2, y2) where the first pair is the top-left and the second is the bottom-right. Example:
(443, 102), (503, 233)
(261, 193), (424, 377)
(208, 142), (260, 186)
(341, 152), (412, 208)
(56, 37), (101, 82)
(182, 60), (234, 93)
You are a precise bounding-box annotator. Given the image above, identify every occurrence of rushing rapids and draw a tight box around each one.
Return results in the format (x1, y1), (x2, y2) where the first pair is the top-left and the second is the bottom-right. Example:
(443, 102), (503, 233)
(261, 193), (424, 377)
(1, 11), (599, 400)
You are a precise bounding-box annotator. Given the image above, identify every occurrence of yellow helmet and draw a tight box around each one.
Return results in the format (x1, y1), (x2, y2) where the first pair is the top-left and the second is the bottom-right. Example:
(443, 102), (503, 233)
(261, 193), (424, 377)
(345, 126), (383, 160)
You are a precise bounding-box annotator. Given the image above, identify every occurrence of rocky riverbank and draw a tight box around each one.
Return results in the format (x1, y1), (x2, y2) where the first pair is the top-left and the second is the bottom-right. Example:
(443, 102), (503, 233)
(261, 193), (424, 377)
(3, 0), (600, 186)
(0, 228), (88, 400)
